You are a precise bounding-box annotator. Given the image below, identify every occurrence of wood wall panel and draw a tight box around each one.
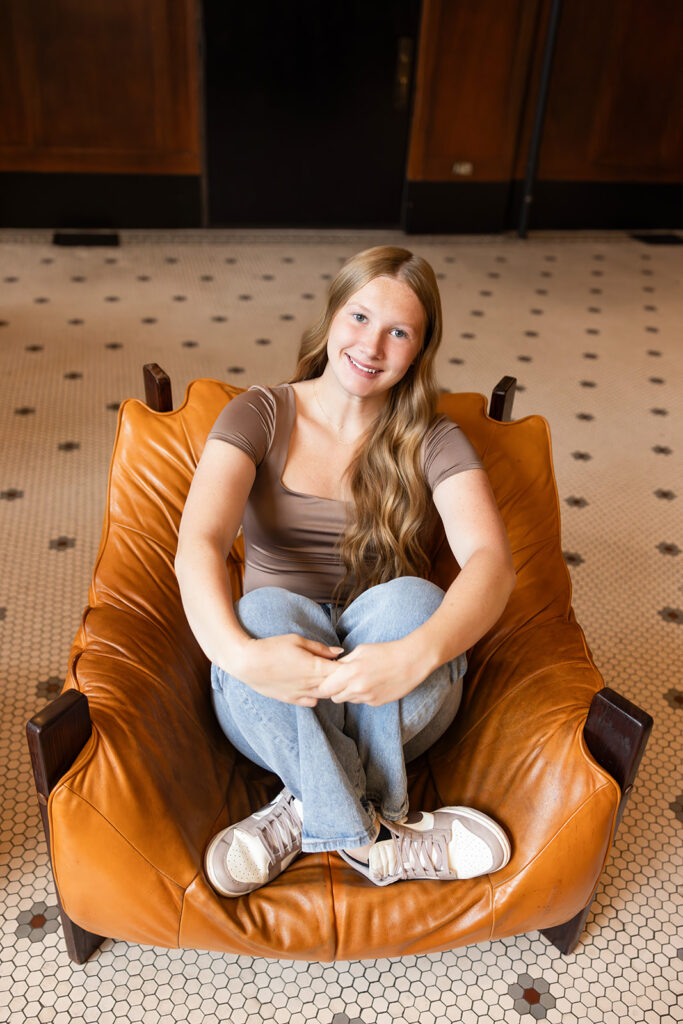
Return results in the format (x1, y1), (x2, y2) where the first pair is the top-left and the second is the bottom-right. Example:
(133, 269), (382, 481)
(517, 0), (683, 182)
(407, 0), (541, 182)
(411, 0), (683, 188)
(0, 0), (200, 174)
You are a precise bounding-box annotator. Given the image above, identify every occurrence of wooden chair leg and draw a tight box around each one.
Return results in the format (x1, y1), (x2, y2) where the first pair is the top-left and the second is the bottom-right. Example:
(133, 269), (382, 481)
(26, 690), (105, 963)
(541, 687), (653, 954)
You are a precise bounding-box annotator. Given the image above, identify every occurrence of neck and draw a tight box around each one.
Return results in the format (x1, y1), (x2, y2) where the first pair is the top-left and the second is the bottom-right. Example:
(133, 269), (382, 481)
(313, 368), (386, 434)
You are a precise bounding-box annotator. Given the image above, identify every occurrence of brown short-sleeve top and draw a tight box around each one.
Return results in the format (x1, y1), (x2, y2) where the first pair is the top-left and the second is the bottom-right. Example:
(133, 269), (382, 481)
(207, 383), (482, 603)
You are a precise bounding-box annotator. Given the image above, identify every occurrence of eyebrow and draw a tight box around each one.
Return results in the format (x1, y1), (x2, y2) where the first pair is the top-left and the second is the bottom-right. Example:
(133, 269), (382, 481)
(350, 302), (416, 332)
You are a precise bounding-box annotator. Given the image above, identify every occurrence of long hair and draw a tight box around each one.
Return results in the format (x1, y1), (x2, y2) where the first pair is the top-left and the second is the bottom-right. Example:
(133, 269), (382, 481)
(288, 245), (443, 608)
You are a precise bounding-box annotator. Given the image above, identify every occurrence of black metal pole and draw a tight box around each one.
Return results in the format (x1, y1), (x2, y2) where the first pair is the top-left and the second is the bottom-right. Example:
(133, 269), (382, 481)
(518, 0), (565, 238)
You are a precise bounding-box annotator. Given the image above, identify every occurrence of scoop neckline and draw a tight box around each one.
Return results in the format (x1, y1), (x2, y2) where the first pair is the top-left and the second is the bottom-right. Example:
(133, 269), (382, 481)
(278, 384), (348, 505)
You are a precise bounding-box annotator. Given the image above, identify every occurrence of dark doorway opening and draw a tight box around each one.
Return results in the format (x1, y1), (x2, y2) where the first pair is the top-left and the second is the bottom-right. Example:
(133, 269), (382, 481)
(202, 1), (420, 228)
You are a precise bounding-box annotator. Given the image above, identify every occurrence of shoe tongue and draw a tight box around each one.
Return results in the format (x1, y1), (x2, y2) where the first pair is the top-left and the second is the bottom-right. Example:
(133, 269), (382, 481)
(369, 819), (442, 879)
(369, 839), (397, 878)
(367, 822), (401, 876)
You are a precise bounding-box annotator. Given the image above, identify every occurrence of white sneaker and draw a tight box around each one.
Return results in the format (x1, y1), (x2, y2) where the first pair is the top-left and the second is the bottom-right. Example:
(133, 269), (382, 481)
(204, 789), (303, 897)
(339, 807), (511, 885)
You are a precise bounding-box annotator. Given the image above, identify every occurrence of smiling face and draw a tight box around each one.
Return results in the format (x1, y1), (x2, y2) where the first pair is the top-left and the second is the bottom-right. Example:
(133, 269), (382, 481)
(325, 275), (426, 398)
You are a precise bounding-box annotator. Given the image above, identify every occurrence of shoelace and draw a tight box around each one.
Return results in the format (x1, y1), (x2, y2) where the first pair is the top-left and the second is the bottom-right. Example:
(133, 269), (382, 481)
(377, 825), (451, 881)
(256, 796), (302, 866)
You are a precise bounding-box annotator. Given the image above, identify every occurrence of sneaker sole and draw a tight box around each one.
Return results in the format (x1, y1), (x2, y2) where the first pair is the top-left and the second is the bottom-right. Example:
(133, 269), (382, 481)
(440, 806), (512, 869)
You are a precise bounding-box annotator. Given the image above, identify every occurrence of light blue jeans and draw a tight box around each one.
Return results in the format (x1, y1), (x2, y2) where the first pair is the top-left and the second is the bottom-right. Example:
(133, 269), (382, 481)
(211, 577), (465, 853)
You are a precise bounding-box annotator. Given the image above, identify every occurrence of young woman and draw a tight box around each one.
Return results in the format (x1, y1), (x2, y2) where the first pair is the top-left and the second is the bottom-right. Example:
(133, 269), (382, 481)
(175, 246), (516, 896)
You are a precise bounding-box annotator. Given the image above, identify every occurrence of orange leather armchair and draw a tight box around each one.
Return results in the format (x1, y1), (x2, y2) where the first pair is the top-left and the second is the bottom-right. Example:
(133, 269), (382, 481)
(27, 366), (652, 964)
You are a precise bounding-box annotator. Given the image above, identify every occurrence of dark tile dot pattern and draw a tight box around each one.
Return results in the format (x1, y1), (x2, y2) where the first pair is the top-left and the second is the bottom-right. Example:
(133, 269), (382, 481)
(15, 903), (60, 941)
(49, 536), (76, 551)
(656, 542), (680, 556)
(663, 689), (683, 710)
(36, 675), (64, 701)
(508, 974), (556, 1020)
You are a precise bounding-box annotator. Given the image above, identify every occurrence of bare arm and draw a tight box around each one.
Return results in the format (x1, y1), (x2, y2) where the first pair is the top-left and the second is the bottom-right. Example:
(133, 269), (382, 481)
(175, 438), (343, 705)
(404, 467), (516, 673)
(316, 468), (515, 705)
(175, 439), (256, 671)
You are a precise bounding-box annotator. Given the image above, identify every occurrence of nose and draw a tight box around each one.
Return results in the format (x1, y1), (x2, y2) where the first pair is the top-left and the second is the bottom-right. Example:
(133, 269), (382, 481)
(360, 329), (384, 361)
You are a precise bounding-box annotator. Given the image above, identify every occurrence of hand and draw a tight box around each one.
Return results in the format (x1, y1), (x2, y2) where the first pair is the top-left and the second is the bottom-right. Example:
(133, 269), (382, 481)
(232, 634), (344, 707)
(314, 639), (425, 707)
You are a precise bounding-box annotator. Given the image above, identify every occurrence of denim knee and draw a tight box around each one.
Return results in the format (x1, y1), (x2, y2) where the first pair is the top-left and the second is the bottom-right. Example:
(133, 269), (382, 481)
(235, 586), (298, 631)
(336, 575), (446, 644)
(235, 586), (337, 643)
(370, 576), (445, 608)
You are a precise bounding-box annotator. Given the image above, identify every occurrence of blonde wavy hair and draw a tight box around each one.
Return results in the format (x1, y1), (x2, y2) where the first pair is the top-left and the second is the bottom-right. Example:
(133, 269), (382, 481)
(288, 245), (444, 609)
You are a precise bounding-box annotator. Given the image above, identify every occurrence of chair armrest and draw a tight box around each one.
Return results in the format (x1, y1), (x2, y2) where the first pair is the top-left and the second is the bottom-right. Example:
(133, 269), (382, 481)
(584, 687), (653, 826)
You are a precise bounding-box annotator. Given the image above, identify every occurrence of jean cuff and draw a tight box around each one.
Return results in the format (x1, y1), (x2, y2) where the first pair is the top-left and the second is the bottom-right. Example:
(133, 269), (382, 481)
(301, 816), (380, 854)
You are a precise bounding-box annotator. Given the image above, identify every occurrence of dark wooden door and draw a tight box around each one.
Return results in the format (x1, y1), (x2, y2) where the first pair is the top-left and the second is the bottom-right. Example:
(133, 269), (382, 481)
(203, 0), (420, 227)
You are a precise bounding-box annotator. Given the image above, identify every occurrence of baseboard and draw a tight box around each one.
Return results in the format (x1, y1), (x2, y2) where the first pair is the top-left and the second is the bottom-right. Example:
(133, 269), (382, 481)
(0, 173), (202, 229)
(402, 180), (683, 234)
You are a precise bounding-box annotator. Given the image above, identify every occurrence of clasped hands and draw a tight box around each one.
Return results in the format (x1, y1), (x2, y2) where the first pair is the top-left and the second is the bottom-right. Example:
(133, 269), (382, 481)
(234, 633), (428, 708)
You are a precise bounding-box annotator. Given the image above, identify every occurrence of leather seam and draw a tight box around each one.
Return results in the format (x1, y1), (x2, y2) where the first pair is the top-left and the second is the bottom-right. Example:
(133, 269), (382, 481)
(491, 780), (615, 890)
(58, 784), (186, 891)
(326, 852), (340, 961)
(486, 874), (496, 941)
(178, 793), (233, 946)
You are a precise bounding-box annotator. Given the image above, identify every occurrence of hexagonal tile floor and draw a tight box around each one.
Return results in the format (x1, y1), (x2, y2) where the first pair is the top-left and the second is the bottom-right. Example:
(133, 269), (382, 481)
(1, 228), (680, 1024)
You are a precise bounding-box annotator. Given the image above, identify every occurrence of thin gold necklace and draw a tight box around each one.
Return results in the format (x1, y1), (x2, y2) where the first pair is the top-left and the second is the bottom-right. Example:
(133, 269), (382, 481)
(312, 380), (365, 446)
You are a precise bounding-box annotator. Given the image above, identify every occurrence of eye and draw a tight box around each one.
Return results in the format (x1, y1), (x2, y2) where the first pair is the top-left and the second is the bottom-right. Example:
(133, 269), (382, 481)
(391, 328), (409, 339)
(352, 312), (367, 322)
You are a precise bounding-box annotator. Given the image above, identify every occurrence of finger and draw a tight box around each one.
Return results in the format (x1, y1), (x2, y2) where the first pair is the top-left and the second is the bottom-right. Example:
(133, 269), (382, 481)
(331, 693), (363, 704)
(303, 639), (345, 659)
(330, 687), (365, 704)
(314, 674), (349, 699)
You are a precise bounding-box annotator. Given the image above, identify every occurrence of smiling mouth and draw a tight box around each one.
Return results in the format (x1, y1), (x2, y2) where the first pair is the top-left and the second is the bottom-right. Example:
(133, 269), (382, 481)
(346, 353), (382, 375)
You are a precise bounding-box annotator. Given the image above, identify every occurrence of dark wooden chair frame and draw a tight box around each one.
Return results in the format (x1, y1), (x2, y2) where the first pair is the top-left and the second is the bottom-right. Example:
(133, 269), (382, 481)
(26, 365), (653, 964)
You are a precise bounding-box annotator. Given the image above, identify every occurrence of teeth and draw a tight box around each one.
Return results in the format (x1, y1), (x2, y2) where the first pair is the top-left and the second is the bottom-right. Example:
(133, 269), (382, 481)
(348, 354), (380, 374)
